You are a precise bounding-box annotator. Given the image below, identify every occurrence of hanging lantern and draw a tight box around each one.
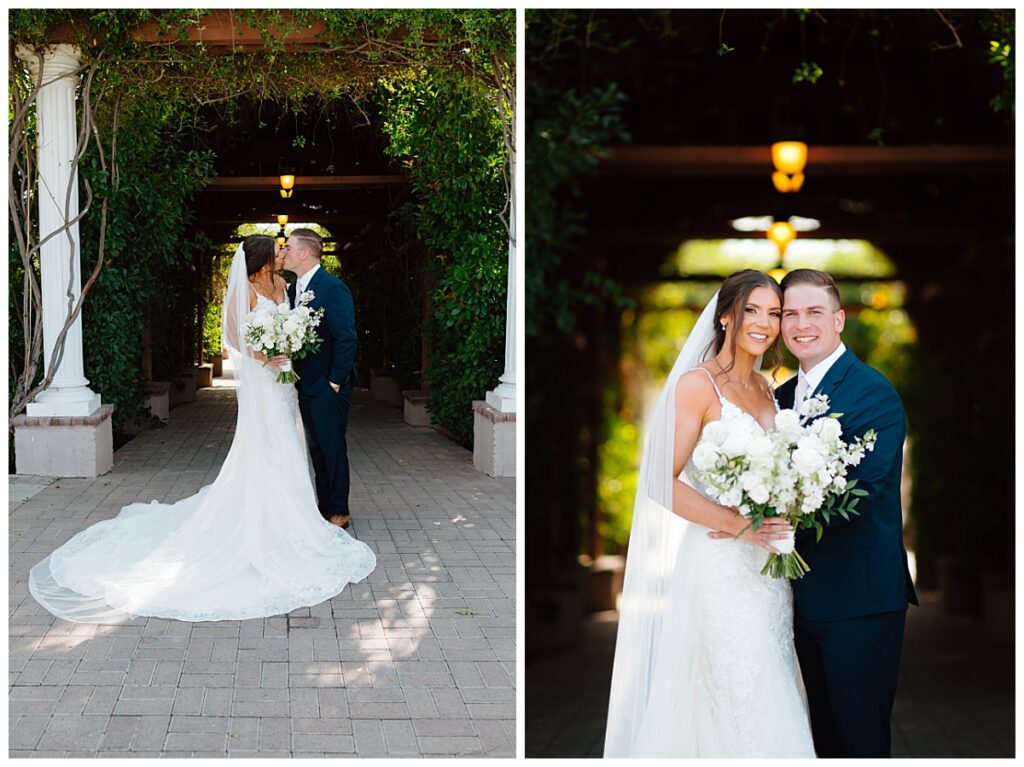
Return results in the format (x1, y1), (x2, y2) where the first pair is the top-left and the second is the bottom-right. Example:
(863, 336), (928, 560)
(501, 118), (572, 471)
(277, 213), (288, 227)
(771, 141), (807, 193)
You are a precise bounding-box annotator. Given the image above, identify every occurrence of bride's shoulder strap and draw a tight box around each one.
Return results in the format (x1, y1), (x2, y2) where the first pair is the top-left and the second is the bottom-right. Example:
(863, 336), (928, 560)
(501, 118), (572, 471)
(684, 365), (723, 399)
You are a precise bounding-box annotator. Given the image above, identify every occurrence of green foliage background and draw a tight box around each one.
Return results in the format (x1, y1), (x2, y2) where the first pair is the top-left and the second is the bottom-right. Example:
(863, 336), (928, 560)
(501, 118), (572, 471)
(380, 72), (507, 444)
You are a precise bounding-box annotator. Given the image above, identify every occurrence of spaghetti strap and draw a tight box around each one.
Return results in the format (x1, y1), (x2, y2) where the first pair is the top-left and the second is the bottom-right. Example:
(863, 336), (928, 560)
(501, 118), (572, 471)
(690, 366), (724, 400)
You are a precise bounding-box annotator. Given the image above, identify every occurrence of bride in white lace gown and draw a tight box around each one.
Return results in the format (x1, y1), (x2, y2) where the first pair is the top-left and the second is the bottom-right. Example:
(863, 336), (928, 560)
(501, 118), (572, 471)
(605, 270), (816, 757)
(29, 236), (376, 623)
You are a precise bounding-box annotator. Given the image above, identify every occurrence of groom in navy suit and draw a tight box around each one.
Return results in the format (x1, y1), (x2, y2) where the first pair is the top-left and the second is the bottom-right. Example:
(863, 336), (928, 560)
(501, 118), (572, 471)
(775, 269), (918, 757)
(278, 229), (358, 530)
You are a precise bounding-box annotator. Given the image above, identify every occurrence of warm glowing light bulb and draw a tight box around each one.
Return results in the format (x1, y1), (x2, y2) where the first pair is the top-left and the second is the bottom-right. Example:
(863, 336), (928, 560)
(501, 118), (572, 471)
(771, 142), (808, 174)
(768, 221), (796, 255)
(277, 214), (288, 227)
(279, 174), (295, 190)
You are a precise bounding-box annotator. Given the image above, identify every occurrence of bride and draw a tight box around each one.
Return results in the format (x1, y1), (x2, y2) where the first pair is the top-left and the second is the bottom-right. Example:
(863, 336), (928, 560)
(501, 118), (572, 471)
(604, 269), (816, 757)
(29, 235), (376, 623)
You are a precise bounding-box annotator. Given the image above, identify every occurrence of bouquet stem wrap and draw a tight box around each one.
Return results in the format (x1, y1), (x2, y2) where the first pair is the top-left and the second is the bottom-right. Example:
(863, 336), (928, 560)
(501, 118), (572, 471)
(275, 359), (299, 385)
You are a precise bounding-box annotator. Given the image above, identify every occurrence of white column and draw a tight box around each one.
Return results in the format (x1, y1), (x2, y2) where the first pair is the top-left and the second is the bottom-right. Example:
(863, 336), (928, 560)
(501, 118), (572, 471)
(17, 44), (102, 417)
(485, 144), (516, 414)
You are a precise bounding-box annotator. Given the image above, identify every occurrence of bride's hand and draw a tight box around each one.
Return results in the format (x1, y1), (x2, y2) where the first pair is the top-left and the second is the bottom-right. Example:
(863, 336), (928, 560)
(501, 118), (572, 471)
(708, 516), (792, 554)
(269, 355), (291, 370)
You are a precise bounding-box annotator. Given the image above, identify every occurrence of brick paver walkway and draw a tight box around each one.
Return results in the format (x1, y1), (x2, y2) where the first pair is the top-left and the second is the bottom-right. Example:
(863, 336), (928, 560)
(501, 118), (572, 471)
(525, 591), (1013, 757)
(10, 379), (515, 757)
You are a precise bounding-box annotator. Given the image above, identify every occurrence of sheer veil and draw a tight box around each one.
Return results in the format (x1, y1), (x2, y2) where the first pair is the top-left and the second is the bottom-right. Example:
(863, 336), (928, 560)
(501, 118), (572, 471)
(223, 241), (261, 387)
(604, 291), (723, 757)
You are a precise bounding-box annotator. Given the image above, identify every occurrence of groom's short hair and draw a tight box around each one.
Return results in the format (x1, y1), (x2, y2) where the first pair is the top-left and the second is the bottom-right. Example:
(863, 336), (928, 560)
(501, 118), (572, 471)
(290, 228), (323, 260)
(780, 269), (841, 310)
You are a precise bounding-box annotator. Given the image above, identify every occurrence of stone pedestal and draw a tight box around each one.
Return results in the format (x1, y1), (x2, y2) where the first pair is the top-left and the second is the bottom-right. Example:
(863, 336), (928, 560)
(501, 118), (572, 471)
(472, 400), (516, 477)
(584, 555), (626, 613)
(147, 381), (170, 423)
(170, 369), (198, 407)
(196, 363), (214, 390)
(210, 353), (223, 378)
(370, 368), (403, 408)
(403, 390), (432, 427)
(12, 404), (114, 477)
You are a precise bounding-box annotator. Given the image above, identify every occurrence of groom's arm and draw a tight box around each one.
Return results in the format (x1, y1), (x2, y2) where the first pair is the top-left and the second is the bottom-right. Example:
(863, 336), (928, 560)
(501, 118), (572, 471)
(325, 280), (357, 388)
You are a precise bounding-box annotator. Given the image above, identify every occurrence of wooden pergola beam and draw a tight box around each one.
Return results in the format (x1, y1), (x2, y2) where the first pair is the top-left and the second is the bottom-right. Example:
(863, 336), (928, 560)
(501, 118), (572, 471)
(132, 10), (328, 48)
(598, 145), (1014, 177)
(195, 214), (376, 226)
(202, 175), (406, 191)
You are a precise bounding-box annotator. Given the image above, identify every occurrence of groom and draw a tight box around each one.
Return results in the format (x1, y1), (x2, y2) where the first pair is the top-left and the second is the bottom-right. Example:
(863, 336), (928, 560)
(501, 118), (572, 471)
(276, 229), (358, 530)
(776, 269), (918, 757)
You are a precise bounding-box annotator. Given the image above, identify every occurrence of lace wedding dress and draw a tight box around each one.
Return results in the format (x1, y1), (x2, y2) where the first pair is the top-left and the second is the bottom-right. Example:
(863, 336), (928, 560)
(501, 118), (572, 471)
(605, 293), (815, 758)
(29, 244), (376, 623)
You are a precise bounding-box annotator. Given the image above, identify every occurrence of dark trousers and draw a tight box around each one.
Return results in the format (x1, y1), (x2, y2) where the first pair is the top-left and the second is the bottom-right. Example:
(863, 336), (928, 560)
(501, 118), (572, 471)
(794, 608), (907, 757)
(298, 379), (353, 519)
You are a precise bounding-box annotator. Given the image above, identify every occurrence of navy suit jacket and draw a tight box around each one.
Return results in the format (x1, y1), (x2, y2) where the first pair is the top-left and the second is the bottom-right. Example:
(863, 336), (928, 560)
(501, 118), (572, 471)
(289, 266), (358, 396)
(776, 348), (918, 621)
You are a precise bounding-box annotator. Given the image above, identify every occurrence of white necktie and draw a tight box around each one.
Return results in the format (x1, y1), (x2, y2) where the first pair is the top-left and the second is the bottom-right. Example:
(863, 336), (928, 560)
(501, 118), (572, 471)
(794, 375), (808, 410)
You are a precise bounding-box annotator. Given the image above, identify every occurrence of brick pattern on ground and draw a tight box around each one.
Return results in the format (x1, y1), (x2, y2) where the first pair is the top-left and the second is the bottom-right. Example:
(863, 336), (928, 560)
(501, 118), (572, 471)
(525, 591), (1012, 757)
(9, 387), (516, 757)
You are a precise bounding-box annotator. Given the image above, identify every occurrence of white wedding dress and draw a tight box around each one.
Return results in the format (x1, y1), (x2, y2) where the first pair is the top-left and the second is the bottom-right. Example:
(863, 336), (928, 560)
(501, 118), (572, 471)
(29, 244), (376, 623)
(605, 295), (815, 758)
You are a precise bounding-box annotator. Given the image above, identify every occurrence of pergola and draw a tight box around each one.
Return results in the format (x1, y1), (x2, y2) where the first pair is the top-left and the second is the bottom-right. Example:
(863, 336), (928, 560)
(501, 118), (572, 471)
(12, 11), (516, 478)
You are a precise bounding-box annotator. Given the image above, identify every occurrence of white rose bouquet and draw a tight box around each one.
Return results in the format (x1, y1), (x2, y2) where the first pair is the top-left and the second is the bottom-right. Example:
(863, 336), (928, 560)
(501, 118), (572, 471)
(690, 393), (877, 579)
(240, 290), (325, 384)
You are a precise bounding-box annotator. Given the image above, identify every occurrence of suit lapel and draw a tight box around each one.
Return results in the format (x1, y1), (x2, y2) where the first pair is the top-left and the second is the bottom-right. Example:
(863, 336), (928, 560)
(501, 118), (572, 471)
(811, 347), (857, 402)
(305, 267), (326, 306)
(287, 280), (296, 309)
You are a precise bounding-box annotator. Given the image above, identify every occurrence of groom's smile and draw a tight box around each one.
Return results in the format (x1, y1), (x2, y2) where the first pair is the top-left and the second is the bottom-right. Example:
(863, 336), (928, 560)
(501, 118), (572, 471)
(781, 283), (845, 370)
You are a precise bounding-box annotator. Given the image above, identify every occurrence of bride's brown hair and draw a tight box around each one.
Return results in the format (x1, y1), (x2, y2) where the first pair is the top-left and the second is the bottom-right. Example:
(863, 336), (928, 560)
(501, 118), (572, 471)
(243, 234), (275, 276)
(703, 269), (784, 382)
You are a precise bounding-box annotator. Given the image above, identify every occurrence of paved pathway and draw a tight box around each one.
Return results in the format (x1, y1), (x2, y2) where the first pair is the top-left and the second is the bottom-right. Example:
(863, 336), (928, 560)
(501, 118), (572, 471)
(9, 377), (516, 757)
(525, 591), (1013, 757)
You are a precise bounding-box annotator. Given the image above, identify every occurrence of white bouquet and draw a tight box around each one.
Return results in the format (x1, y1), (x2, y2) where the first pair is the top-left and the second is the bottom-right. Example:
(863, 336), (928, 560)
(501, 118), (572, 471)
(690, 393), (877, 579)
(240, 290), (325, 384)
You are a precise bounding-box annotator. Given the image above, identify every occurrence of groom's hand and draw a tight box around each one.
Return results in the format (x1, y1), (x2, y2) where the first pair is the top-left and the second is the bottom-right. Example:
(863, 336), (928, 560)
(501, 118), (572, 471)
(269, 355), (290, 370)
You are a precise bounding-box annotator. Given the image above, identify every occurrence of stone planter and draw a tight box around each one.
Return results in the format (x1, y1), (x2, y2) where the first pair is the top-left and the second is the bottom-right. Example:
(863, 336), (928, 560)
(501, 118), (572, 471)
(584, 555), (626, 613)
(981, 569), (1013, 645)
(370, 367), (403, 408)
(195, 363), (214, 390)
(403, 390), (432, 427)
(210, 352), (223, 378)
(170, 368), (198, 407)
(147, 381), (170, 424)
(936, 556), (982, 615)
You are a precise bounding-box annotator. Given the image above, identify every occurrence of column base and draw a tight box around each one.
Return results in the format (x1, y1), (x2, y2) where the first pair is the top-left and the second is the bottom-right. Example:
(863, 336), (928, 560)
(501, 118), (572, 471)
(485, 381), (516, 413)
(472, 400), (516, 477)
(26, 388), (102, 418)
(403, 390), (432, 427)
(12, 404), (114, 478)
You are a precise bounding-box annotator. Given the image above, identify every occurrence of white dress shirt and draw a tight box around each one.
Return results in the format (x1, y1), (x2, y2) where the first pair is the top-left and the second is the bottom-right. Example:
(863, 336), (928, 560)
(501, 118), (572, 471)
(796, 341), (847, 403)
(295, 263), (320, 298)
